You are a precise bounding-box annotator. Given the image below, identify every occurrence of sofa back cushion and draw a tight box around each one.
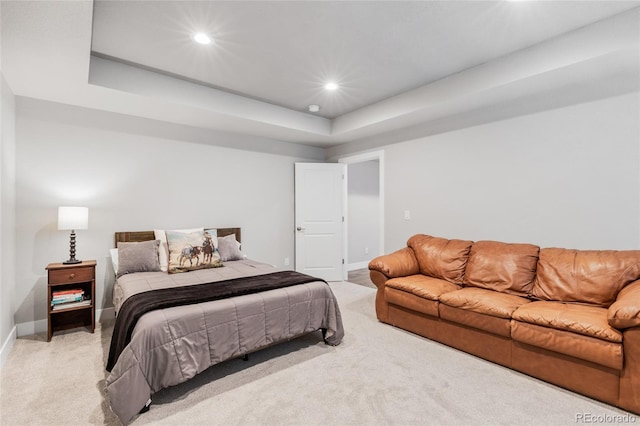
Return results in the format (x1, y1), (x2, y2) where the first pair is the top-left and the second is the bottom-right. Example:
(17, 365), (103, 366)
(532, 248), (640, 307)
(464, 240), (540, 297)
(407, 234), (473, 285)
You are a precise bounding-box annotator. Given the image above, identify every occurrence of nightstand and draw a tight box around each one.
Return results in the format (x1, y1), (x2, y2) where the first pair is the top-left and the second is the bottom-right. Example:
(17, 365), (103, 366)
(46, 260), (96, 341)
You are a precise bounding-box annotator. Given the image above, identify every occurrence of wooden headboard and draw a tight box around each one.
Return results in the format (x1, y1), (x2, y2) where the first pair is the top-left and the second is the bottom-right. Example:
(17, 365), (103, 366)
(114, 227), (241, 247)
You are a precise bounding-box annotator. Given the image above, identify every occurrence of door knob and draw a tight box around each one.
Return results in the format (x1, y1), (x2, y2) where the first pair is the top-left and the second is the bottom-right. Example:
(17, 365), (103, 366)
(296, 227), (305, 231)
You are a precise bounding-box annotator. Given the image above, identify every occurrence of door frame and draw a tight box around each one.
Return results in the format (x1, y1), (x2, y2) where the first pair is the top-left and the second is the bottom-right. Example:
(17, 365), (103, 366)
(338, 150), (385, 280)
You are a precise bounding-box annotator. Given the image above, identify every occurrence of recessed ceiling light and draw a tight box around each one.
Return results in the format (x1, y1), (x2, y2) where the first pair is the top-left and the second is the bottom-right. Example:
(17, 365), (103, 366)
(308, 105), (320, 113)
(324, 82), (339, 91)
(193, 32), (213, 45)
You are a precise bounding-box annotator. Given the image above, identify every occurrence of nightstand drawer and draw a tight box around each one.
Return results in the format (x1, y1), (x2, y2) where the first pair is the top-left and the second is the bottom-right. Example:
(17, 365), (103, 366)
(48, 267), (94, 284)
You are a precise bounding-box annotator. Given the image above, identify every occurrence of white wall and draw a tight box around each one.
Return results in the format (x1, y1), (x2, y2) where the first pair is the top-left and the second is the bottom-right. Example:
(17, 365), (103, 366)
(348, 160), (380, 267)
(14, 98), (324, 333)
(338, 92), (640, 253)
(1, 72), (17, 365)
(7, 87), (640, 338)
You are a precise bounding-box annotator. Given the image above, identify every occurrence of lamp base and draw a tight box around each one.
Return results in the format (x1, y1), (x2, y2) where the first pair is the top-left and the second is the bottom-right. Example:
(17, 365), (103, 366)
(64, 230), (81, 265)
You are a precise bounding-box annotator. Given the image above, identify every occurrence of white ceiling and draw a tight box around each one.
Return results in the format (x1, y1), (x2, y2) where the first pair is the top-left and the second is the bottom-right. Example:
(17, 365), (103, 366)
(2, 1), (640, 149)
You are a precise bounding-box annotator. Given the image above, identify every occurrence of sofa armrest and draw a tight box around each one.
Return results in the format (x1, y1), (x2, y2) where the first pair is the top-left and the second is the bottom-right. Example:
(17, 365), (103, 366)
(368, 247), (419, 280)
(608, 279), (640, 329)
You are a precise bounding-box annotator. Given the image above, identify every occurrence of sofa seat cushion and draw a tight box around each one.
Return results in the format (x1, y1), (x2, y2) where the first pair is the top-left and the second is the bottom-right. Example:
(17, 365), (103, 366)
(464, 240), (539, 297)
(407, 235), (473, 285)
(439, 287), (531, 319)
(532, 248), (640, 307)
(386, 274), (460, 301)
(511, 321), (623, 370)
(512, 301), (622, 343)
(439, 304), (513, 337)
(385, 287), (439, 317)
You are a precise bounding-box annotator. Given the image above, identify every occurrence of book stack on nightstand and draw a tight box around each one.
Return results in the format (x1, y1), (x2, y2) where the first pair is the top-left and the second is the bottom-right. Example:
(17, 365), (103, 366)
(46, 260), (96, 341)
(51, 289), (90, 310)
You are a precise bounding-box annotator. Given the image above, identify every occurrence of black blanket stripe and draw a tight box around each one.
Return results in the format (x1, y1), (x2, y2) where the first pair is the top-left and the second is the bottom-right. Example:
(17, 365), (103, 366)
(106, 270), (326, 371)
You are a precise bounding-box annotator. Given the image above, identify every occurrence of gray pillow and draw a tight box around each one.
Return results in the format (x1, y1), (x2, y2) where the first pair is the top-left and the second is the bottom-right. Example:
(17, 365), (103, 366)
(117, 240), (161, 277)
(217, 234), (243, 261)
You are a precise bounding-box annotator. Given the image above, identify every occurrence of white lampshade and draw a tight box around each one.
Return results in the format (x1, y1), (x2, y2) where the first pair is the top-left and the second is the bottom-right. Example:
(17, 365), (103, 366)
(58, 207), (89, 231)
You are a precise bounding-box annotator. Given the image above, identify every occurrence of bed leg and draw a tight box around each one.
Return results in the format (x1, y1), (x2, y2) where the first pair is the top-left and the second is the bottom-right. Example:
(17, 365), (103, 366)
(139, 398), (152, 414)
(243, 354), (249, 361)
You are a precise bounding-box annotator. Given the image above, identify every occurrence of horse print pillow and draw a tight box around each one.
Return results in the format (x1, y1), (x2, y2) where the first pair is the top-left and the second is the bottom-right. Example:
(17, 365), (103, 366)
(166, 229), (223, 274)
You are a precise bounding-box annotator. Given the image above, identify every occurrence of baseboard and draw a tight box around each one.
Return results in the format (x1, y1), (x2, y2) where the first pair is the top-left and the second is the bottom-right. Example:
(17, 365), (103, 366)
(348, 261), (370, 271)
(16, 319), (46, 337)
(0, 325), (17, 370)
(15, 307), (116, 338)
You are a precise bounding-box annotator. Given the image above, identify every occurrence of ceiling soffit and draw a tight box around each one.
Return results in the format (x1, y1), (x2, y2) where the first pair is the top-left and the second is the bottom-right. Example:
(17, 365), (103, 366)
(87, 7), (640, 146)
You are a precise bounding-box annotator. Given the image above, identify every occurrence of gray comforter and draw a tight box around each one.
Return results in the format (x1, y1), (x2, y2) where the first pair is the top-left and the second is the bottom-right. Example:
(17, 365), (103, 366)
(105, 260), (344, 424)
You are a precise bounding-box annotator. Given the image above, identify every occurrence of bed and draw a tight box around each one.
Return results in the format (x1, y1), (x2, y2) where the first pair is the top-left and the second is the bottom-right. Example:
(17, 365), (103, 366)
(105, 228), (344, 424)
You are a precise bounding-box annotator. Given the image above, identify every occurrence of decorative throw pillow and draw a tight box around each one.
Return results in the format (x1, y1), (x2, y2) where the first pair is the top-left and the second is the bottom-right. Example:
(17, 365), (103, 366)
(217, 234), (244, 261)
(204, 229), (219, 250)
(116, 240), (161, 278)
(154, 227), (204, 272)
(203, 229), (222, 265)
(166, 230), (223, 274)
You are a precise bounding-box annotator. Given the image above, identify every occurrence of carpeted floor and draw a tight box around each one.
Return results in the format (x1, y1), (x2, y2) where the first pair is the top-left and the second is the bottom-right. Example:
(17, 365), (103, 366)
(1, 282), (637, 425)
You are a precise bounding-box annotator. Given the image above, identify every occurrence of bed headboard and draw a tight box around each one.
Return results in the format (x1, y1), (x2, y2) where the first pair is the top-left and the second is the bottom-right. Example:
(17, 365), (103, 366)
(114, 228), (241, 247)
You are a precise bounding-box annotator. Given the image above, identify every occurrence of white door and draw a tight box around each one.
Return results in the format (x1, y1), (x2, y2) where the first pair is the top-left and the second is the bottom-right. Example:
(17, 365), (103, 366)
(295, 163), (345, 281)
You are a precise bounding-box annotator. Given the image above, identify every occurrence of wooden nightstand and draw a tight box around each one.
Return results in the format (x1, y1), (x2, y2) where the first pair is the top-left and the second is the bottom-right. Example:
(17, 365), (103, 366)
(46, 260), (96, 341)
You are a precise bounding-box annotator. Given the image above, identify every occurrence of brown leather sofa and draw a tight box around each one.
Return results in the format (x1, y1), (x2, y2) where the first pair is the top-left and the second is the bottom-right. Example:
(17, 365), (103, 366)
(369, 234), (640, 415)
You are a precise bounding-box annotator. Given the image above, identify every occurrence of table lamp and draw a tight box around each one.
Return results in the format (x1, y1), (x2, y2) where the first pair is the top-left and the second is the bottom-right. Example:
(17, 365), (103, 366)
(58, 206), (88, 264)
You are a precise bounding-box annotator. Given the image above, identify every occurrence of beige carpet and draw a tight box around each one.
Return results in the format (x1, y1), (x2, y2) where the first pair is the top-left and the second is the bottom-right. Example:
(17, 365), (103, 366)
(1, 282), (637, 425)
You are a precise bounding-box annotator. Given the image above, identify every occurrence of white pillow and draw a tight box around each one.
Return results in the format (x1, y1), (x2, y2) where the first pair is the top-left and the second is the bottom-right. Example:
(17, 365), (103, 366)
(154, 227), (204, 272)
(109, 248), (119, 275)
(217, 234), (244, 261)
